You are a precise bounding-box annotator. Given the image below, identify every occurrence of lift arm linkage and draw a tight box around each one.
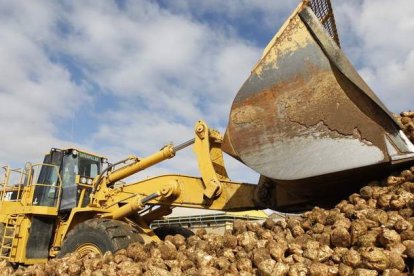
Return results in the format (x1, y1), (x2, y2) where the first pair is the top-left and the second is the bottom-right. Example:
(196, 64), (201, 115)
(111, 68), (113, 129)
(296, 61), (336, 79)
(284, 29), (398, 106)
(91, 120), (258, 216)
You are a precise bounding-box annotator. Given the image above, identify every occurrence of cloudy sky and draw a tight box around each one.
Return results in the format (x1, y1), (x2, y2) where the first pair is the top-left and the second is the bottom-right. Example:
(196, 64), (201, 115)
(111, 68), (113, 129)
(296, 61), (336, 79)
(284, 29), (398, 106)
(1, 0), (413, 184)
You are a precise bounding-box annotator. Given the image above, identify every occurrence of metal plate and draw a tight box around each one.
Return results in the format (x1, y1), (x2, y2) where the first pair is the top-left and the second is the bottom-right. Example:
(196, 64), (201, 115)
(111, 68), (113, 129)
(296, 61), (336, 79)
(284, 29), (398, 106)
(222, 5), (414, 184)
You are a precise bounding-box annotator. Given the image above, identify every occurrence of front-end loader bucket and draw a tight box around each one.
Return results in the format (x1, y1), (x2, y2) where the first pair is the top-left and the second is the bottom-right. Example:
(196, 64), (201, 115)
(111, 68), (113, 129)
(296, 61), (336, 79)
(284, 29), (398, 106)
(222, 2), (414, 210)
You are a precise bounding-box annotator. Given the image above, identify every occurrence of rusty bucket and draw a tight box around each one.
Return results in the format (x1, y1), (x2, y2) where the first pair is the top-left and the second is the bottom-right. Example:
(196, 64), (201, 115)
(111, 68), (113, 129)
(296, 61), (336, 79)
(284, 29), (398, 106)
(222, 3), (414, 210)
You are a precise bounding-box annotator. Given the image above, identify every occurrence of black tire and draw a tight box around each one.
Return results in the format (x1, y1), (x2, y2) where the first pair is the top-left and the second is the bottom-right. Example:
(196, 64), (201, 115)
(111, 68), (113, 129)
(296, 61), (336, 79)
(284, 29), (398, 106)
(58, 219), (143, 258)
(153, 225), (194, 240)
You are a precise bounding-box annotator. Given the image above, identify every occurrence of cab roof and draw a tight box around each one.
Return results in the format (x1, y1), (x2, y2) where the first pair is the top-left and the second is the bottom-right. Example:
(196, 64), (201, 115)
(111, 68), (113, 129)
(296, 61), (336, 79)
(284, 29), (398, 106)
(51, 148), (107, 160)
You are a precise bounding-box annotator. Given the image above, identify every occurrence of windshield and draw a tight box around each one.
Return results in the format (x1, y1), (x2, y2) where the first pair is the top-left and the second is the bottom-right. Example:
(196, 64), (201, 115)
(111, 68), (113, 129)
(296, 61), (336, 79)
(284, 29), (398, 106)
(61, 151), (101, 189)
(78, 152), (100, 178)
(60, 151), (102, 211)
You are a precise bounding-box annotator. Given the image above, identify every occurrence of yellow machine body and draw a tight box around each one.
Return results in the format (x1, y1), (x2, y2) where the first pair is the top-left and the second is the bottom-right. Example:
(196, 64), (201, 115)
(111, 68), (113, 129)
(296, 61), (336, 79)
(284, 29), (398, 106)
(0, 121), (259, 264)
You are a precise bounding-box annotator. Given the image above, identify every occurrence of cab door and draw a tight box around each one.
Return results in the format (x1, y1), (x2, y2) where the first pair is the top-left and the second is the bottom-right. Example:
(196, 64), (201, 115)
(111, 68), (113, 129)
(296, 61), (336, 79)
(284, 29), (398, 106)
(26, 151), (63, 260)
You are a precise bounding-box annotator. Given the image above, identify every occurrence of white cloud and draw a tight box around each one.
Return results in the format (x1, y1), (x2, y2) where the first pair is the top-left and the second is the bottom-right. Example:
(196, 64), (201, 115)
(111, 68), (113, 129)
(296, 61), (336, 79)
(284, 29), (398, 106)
(54, 0), (262, 181)
(57, 0), (261, 123)
(0, 1), (89, 165)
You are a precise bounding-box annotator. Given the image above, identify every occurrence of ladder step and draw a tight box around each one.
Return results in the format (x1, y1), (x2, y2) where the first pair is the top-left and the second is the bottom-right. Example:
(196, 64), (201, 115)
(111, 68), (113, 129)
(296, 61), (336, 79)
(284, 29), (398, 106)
(0, 215), (22, 261)
(0, 219), (18, 260)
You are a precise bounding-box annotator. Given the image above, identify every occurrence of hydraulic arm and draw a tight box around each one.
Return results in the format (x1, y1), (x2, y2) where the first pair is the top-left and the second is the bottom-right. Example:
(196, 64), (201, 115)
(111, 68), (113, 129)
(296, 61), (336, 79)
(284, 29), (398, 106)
(89, 120), (259, 221)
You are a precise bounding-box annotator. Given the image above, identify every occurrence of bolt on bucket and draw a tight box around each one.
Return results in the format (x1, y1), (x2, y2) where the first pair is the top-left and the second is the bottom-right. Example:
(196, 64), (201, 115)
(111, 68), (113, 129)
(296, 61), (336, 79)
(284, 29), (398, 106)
(222, 2), (414, 210)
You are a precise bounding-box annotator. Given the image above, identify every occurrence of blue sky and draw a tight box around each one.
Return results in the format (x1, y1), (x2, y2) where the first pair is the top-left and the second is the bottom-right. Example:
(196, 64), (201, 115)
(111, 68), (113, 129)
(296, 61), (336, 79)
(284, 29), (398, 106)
(1, 0), (414, 184)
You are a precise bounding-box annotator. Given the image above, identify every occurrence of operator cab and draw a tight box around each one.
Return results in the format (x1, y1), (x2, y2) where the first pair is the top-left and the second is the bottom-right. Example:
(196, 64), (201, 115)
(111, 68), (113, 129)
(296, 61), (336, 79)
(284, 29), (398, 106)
(59, 149), (105, 211)
(34, 148), (106, 211)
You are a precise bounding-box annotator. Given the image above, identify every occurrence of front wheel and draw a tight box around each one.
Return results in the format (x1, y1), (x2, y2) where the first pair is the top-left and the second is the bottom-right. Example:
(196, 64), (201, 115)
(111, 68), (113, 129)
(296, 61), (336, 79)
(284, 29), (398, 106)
(58, 219), (143, 258)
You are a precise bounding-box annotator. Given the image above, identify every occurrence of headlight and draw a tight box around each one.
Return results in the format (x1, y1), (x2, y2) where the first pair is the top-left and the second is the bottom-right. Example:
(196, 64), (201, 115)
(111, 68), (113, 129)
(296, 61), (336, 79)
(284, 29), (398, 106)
(87, 179), (93, 185)
(72, 150), (78, 156)
(80, 177), (87, 184)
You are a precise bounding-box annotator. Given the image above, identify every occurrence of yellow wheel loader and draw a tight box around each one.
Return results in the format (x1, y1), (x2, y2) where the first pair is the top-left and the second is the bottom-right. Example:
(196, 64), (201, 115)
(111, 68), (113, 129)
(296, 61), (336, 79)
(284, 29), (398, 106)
(1, 0), (413, 265)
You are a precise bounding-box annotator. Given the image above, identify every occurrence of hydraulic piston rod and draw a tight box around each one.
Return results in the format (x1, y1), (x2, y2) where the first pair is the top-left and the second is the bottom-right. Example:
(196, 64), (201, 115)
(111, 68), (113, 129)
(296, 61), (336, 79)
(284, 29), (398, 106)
(106, 146), (175, 184)
(102, 193), (160, 220)
(105, 139), (195, 186)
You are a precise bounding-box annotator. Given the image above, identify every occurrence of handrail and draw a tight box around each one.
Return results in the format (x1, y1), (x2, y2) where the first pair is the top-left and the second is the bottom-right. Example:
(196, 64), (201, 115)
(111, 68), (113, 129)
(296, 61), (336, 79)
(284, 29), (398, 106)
(150, 213), (267, 229)
(26, 164), (63, 209)
(0, 163), (63, 209)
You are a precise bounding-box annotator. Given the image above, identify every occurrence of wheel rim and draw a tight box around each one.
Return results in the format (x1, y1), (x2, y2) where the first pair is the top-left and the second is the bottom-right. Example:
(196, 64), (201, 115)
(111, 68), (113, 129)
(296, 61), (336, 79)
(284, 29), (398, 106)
(75, 243), (102, 255)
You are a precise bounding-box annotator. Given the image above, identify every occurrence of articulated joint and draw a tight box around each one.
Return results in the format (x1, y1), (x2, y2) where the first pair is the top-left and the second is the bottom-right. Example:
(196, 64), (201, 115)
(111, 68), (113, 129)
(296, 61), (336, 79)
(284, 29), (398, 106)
(160, 144), (176, 158)
(195, 121), (207, 139)
(160, 180), (181, 199)
(204, 179), (223, 199)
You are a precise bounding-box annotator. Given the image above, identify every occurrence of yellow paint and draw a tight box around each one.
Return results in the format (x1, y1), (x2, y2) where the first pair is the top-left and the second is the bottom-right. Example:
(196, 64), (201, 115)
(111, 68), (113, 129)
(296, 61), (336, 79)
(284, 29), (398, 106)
(0, 120), (258, 265)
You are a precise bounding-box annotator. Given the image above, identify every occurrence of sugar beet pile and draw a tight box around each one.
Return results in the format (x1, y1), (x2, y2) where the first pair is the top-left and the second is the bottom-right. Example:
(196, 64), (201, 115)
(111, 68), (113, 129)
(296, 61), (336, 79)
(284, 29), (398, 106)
(1, 111), (414, 276)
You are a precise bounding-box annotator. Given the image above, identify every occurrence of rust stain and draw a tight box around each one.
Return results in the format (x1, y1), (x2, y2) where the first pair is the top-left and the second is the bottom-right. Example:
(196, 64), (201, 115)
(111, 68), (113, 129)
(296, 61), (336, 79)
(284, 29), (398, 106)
(224, 66), (395, 164)
(222, 0), (399, 177)
(231, 105), (262, 126)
